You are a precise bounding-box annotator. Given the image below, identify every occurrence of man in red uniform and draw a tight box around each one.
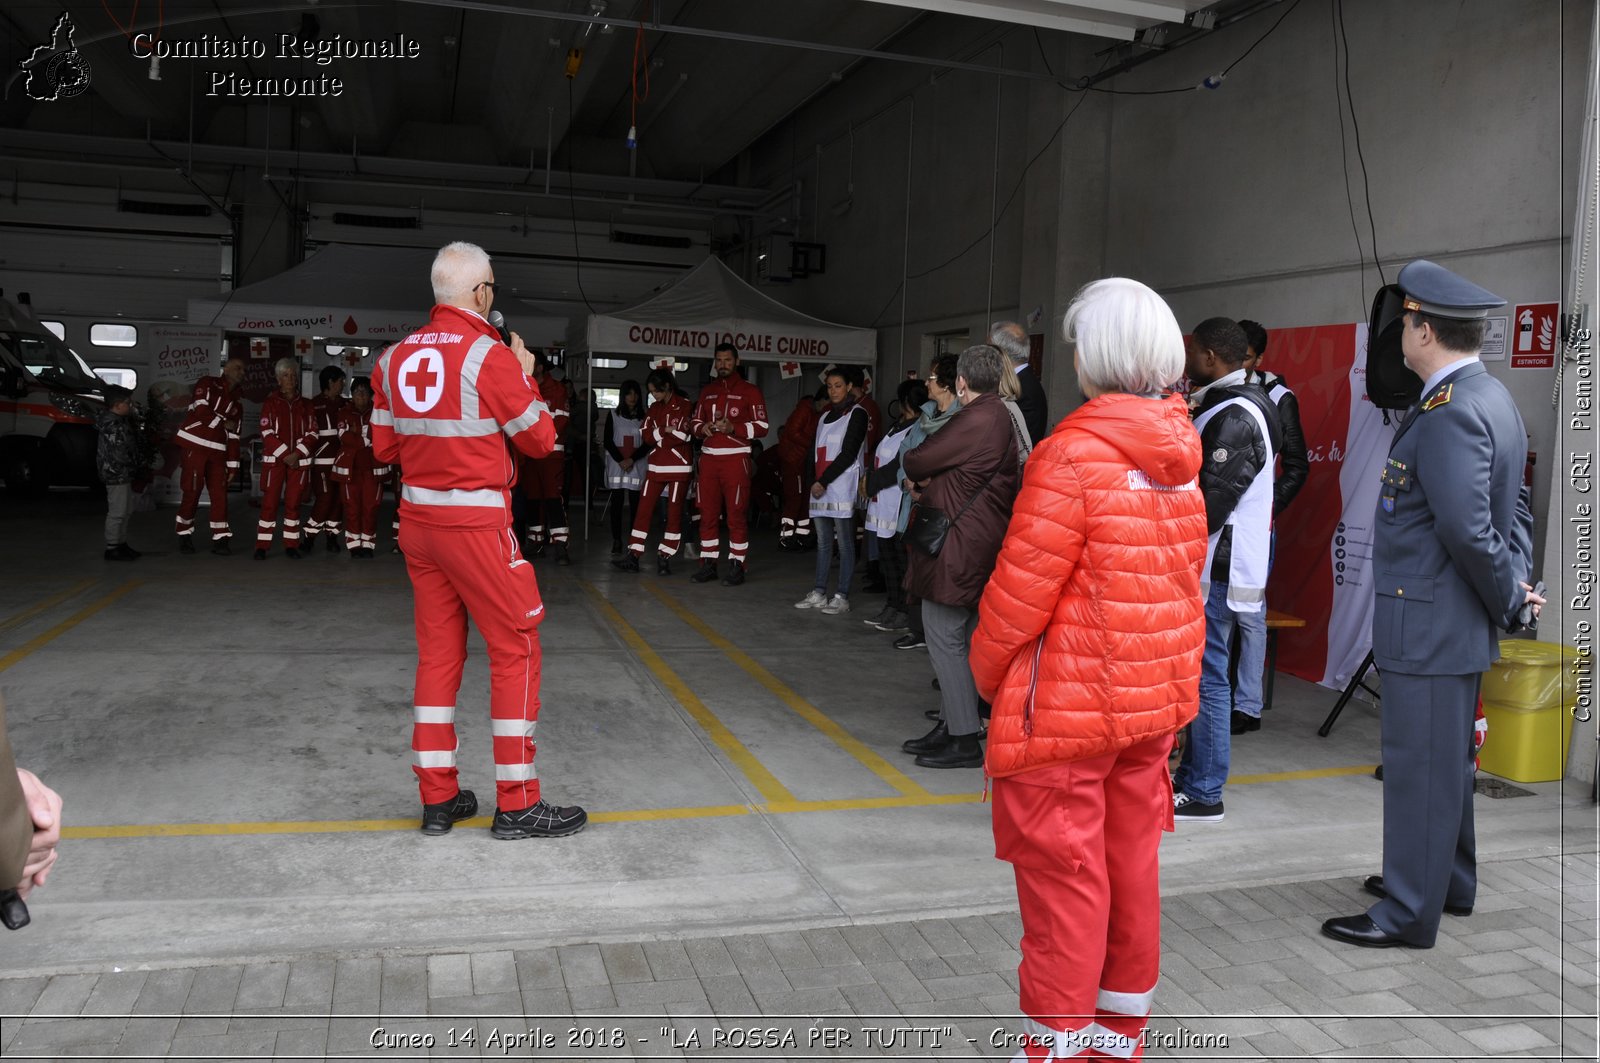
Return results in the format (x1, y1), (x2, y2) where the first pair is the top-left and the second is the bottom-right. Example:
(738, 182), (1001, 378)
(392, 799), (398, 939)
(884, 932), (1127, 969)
(689, 343), (768, 585)
(519, 351), (572, 565)
(174, 357), (245, 555)
(332, 376), (389, 558)
(255, 358), (318, 560)
(614, 368), (693, 575)
(775, 388), (822, 551)
(372, 240), (586, 840)
(307, 365), (348, 552)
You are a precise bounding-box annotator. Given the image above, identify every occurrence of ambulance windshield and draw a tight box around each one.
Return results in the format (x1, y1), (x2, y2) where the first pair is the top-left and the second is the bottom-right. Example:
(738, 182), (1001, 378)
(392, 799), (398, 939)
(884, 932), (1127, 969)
(0, 329), (103, 394)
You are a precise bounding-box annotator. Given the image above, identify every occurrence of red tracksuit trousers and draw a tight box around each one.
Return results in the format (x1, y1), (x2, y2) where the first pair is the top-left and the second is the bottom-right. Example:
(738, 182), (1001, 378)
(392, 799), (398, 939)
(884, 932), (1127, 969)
(991, 734), (1173, 1060)
(309, 469), (344, 539)
(175, 447), (232, 541)
(400, 522), (543, 813)
(257, 463), (311, 550)
(696, 453), (752, 563)
(340, 473), (382, 550)
(628, 477), (688, 558)
(778, 457), (812, 542)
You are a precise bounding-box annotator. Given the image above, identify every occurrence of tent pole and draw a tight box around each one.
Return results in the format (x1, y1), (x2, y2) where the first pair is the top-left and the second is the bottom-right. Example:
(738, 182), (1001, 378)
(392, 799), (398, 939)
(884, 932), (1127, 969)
(584, 355), (594, 541)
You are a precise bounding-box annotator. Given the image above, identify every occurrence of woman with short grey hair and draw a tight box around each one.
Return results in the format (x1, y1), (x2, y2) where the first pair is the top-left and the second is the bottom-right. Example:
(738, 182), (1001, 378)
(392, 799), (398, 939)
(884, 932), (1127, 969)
(897, 344), (1020, 768)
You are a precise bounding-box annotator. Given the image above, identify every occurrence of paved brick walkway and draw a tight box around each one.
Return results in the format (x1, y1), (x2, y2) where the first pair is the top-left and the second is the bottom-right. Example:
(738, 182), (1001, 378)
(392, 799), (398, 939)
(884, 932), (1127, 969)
(1, 853), (1595, 1061)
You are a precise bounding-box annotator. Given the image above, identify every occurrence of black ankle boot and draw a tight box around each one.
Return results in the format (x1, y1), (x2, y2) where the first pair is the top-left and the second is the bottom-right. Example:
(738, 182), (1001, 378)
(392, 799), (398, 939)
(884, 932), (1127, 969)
(915, 732), (984, 769)
(901, 720), (947, 755)
(690, 560), (719, 583)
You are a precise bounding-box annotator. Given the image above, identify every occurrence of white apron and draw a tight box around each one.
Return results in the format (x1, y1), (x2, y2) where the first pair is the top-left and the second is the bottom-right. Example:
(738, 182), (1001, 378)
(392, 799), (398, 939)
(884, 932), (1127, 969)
(1193, 396), (1274, 611)
(810, 406), (865, 518)
(866, 425), (907, 536)
(603, 411), (646, 490)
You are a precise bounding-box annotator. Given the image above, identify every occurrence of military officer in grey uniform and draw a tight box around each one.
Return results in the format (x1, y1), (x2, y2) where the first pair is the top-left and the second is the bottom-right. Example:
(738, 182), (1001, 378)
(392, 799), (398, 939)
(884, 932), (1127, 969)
(1322, 260), (1543, 950)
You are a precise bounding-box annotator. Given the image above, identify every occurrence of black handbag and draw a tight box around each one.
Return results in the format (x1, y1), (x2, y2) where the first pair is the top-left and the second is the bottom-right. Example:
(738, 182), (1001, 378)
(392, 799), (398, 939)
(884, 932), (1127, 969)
(906, 480), (987, 557)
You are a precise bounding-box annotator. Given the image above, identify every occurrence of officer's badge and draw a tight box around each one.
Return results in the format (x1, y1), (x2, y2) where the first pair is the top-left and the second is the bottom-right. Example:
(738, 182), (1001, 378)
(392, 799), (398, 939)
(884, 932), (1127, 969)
(1381, 495), (1395, 513)
(1212, 447), (1228, 462)
(1420, 384), (1454, 412)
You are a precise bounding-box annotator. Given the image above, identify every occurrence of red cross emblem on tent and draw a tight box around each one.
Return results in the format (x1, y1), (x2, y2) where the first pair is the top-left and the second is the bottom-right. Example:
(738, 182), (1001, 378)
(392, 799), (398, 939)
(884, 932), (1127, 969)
(249, 337), (269, 360)
(779, 361), (801, 380)
(652, 357), (675, 370)
(295, 336), (314, 357)
(342, 350), (363, 368)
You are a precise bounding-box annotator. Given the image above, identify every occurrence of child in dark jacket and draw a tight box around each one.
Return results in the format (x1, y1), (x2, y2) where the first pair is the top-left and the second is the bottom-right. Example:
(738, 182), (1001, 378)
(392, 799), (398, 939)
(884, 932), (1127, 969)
(96, 386), (141, 560)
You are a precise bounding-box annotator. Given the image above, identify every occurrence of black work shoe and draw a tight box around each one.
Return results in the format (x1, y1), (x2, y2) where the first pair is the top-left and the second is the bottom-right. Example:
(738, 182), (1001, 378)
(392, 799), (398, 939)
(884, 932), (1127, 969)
(326, 533), (341, 553)
(656, 556), (671, 576)
(211, 540), (231, 556)
(420, 789), (478, 835)
(253, 549), (268, 561)
(895, 633), (927, 650)
(528, 540), (546, 559)
(555, 545), (571, 566)
(285, 547), (303, 560)
(902, 720), (948, 755)
(690, 560), (719, 584)
(721, 561), (746, 586)
(490, 799), (588, 839)
(612, 554), (640, 573)
(1363, 875), (1473, 916)
(104, 548), (131, 561)
(1230, 710), (1261, 735)
(915, 733), (983, 769)
(179, 537), (197, 555)
(117, 543), (142, 559)
(611, 538), (623, 555)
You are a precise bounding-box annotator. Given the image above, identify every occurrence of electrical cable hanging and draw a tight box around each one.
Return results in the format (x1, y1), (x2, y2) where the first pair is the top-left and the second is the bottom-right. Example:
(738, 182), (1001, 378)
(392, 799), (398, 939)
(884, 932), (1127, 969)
(1073, 0), (1304, 96)
(626, 0), (652, 149)
(1330, 0), (1370, 314)
(566, 77), (596, 313)
(1336, 0), (1385, 287)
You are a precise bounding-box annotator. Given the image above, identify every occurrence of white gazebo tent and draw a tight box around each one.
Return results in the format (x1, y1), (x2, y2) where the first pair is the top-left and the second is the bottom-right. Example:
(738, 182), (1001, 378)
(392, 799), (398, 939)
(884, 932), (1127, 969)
(574, 256), (878, 535)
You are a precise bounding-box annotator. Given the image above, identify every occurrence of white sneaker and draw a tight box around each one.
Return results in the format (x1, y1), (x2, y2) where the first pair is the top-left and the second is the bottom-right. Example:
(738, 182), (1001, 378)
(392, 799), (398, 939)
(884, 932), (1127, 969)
(794, 589), (828, 609)
(820, 594), (851, 615)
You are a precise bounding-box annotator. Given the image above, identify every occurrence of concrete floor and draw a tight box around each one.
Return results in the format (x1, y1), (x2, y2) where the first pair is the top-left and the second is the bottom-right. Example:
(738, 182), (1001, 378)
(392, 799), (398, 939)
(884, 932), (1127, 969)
(0, 488), (1593, 987)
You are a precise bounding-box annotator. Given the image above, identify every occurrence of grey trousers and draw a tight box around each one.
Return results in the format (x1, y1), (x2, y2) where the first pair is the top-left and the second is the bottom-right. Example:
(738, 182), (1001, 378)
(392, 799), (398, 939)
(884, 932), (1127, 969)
(1369, 670), (1479, 947)
(104, 483), (133, 547)
(923, 598), (983, 738)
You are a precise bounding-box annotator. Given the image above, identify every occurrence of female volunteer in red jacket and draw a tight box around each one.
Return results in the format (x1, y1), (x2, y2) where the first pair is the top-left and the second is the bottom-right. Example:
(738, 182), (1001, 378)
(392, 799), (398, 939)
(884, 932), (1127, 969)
(970, 277), (1207, 1061)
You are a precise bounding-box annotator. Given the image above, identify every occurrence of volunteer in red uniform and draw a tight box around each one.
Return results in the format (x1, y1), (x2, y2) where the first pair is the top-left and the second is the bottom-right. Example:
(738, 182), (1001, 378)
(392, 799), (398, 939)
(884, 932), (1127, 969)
(614, 368), (693, 575)
(307, 365), (348, 552)
(970, 279), (1206, 1061)
(775, 388), (822, 551)
(255, 358), (318, 560)
(174, 357), (245, 555)
(332, 376), (389, 558)
(689, 343), (768, 586)
(520, 351), (572, 565)
(372, 240), (586, 841)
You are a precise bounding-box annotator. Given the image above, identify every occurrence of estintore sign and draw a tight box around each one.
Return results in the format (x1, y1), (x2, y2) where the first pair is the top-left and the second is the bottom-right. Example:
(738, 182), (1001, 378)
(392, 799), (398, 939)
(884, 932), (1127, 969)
(397, 347), (445, 412)
(1510, 302), (1558, 368)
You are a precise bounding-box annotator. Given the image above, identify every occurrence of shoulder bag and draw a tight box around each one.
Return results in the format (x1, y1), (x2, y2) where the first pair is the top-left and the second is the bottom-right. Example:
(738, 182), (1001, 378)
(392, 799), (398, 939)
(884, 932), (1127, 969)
(906, 478), (989, 557)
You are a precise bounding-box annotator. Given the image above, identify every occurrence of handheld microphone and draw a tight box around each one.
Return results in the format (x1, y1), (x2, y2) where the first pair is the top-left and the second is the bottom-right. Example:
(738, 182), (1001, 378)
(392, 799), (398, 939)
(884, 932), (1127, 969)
(487, 310), (512, 346)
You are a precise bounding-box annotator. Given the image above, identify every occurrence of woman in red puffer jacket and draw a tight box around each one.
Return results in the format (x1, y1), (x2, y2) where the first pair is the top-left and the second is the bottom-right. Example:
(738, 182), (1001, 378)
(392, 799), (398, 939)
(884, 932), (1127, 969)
(970, 277), (1207, 1062)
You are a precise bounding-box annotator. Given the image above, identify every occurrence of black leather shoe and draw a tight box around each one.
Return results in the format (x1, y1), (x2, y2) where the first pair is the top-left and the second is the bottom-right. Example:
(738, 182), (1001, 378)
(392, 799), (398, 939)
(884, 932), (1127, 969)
(491, 799), (588, 839)
(612, 554), (640, 573)
(326, 533), (341, 553)
(555, 545), (571, 566)
(211, 540), (231, 556)
(179, 537), (197, 555)
(656, 556), (671, 576)
(902, 721), (948, 755)
(420, 789), (478, 835)
(1320, 914), (1423, 949)
(1363, 875), (1472, 916)
(253, 549), (267, 561)
(285, 547), (303, 559)
(1230, 710), (1261, 734)
(721, 561), (746, 586)
(611, 538), (623, 555)
(117, 543), (142, 559)
(104, 548), (130, 561)
(916, 733), (984, 769)
(690, 561), (719, 584)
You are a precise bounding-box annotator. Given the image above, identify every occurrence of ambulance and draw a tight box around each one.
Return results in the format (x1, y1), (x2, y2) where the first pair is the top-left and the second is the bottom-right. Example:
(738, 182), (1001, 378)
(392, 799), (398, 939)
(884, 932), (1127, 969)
(0, 293), (105, 495)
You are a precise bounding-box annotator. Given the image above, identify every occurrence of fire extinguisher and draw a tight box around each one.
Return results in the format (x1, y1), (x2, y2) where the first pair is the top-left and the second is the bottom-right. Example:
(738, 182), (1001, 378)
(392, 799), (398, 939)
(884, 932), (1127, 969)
(1525, 448), (1536, 490)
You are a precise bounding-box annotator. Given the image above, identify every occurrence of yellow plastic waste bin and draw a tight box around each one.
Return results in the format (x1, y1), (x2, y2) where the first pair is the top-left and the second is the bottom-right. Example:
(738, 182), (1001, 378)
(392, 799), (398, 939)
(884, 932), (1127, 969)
(1478, 640), (1577, 783)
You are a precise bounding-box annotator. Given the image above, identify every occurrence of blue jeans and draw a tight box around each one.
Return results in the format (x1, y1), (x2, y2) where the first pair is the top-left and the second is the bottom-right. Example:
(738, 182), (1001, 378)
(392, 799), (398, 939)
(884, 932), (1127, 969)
(1176, 581), (1264, 805)
(1232, 532), (1274, 720)
(813, 516), (854, 597)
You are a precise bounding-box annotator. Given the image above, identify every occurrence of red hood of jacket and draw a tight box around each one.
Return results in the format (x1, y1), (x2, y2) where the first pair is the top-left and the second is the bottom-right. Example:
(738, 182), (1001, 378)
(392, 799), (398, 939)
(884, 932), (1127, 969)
(1069, 392), (1201, 487)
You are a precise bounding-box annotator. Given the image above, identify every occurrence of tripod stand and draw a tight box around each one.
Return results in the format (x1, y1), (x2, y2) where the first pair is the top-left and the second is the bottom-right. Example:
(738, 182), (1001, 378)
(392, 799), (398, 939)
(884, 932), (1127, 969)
(1318, 650), (1380, 737)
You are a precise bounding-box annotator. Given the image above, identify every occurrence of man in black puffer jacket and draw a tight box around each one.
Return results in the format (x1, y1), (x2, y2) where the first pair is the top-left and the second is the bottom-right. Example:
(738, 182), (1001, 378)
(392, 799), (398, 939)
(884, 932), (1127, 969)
(1173, 318), (1280, 823)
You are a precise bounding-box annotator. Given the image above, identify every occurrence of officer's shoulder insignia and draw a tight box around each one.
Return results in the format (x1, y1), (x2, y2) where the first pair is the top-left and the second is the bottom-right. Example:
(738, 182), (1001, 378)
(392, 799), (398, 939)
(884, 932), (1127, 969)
(1420, 383), (1454, 412)
(1212, 447), (1228, 462)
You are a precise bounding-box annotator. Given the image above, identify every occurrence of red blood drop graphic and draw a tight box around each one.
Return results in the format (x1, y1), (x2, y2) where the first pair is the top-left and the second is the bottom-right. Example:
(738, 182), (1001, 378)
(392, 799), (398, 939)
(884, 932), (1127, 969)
(343, 316), (358, 335)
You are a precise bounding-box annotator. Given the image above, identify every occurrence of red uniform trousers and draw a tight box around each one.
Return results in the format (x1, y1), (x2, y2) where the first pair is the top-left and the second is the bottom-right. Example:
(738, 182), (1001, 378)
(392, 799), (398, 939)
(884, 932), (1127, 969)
(992, 734), (1172, 1060)
(257, 463), (311, 550)
(521, 454), (569, 545)
(628, 476), (688, 558)
(778, 455), (812, 542)
(308, 468), (344, 540)
(341, 472), (383, 551)
(401, 522), (543, 813)
(175, 447), (232, 541)
(696, 452), (752, 563)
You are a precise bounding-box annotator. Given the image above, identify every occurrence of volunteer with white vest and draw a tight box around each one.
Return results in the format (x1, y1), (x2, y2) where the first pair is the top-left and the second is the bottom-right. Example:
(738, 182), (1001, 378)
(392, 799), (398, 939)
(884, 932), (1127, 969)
(795, 366), (869, 616)
(1173, 317), (1281, 823)
(602, 380), (652, 554)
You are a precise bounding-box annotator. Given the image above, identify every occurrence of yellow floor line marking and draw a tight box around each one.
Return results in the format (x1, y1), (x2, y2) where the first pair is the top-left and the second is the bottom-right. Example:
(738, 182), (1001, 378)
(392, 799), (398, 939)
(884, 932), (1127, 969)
(644, 582), (931, 799)
(580, 581), (795, 805)
(58, 765), (1379, 840)
(0, 578), (97, 635)
(0, 580), (142, 674)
